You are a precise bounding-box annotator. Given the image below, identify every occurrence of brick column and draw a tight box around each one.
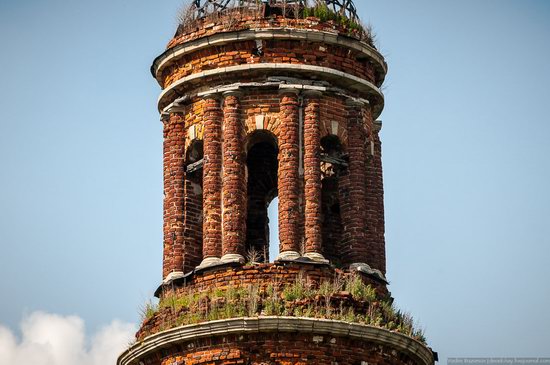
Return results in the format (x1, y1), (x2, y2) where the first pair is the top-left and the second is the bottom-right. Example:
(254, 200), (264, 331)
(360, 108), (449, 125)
(370, 120), (386, 274)
(221, 90), (246, 264)
(346, 100), (368, 265)
(302, 91), (328, 263)
(162, 112), (186, 282)
(199, 94), (223, 269)
(277, 89), (302, 261)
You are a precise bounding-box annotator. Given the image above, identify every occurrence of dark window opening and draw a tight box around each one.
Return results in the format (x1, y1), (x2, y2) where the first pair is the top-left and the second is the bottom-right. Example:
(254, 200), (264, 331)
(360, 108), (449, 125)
(245, 131), (278, 263)
(320, 135), (347, 266)
(183, 139), (204, 270)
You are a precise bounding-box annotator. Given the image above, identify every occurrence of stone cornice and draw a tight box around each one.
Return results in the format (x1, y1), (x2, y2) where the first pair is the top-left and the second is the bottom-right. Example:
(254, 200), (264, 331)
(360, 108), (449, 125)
(157, 64), (385, 118)
(118, 317), (434, 365)
(151, 28), (387, 87)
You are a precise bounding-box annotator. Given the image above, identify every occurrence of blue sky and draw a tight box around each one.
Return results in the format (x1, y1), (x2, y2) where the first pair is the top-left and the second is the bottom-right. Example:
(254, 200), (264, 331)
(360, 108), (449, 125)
(0, 0), (549, 363)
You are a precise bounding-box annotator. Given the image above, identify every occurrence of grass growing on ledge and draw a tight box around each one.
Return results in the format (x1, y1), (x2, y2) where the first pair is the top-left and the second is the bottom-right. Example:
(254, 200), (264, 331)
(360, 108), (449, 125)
(141, 274), (426, 344)
(176, 1), (374, 46)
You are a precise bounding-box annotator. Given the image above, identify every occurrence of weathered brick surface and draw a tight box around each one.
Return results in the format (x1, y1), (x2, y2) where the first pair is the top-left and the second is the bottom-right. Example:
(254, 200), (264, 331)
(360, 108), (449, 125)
(166, 263), (387, 299)
(222, 93), (247, 257)
(139, 332), (418, 365)
(161, 40), (376, 89)
(303, 93), (322, 255)
(159, 90), (387, 274)
(202, 95), (223, 259)
(167, 9), (373, 50)
(152, 6), (394, 360)
(365, 124), (387, 274)
(127, 4), (437, 365)
(140, 263), (389, 341)
(277, 91), (302, 254)
(163, 113), (186, 278)
(345, 102), (368, 264)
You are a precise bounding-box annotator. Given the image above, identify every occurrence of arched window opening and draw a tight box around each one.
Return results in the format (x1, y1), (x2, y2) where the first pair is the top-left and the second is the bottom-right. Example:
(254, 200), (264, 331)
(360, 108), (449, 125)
(245, 131), (278, 263)
(267, 197), (280, 262)
(320, 135), (348, 266)
(183, 139), (204, 270)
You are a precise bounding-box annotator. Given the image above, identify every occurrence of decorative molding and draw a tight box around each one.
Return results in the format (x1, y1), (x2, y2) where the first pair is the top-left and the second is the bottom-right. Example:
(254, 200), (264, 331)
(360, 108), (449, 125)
(157, 63), (384, 117)
(117, 317), (434, 365)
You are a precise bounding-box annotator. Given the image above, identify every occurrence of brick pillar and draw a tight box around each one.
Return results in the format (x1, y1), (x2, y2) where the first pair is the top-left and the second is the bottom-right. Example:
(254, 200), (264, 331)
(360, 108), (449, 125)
(199, 94), (223, 269)
(302, 91), (327, 263)
(277, 89), (302, 261)
(162, 112), (186, 282)
(371, 120), (386, 274)
(221, 90), (246, 264)
(346, 100), (368, 265)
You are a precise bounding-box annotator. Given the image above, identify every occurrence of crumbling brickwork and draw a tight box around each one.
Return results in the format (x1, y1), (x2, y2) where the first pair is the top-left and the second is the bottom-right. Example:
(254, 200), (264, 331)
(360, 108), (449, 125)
(163, 113), (186, 278)
(119, 2), (435, 365)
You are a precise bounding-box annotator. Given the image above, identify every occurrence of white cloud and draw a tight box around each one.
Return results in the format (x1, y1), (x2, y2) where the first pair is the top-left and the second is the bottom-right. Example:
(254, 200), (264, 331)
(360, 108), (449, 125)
(0, 312), (136, 365)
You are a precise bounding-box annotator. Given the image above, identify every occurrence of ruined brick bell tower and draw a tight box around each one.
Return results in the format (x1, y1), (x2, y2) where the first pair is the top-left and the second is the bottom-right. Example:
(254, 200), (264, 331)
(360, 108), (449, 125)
(118, 1), (435, 364)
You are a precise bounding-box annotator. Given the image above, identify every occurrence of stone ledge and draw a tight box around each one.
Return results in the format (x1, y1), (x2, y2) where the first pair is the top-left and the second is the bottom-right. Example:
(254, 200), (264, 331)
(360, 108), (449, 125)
(157, 63), (385, 118)
(118, 317), (434, 365)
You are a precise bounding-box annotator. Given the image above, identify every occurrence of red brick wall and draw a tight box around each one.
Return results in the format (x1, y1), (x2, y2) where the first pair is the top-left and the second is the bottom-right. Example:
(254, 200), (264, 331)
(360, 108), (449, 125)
(277, 91), (302, 254)
(202, 96), (223, 259)
(161, 40), (376, 89)
(138, 329), (417, 365)
(221, 93), (247, 258)
(162, 113), (186, 278)
(165, 263), (386, 299)
(365, 127), (386, 274)
(162, 92), (386, 275)
(167, 9), (372, 50)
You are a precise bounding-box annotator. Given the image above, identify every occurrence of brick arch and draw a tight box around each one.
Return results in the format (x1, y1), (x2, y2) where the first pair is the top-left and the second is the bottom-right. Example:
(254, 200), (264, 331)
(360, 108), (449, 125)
(244, 130), (279, 263)
(184, 124), (205, 150)
(320, 118), (349, 149)
(244, 112), (282, 138)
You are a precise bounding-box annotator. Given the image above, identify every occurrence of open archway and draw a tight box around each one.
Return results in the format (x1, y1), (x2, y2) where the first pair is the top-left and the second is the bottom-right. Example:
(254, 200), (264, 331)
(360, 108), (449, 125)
(245, 131), (278, 263)
(182, 139), (204, 270)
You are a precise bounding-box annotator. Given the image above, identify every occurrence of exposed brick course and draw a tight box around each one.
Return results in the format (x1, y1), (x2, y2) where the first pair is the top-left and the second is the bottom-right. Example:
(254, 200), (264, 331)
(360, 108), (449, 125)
(144, 331), (418, 365)
(160, 40), (376, 89)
